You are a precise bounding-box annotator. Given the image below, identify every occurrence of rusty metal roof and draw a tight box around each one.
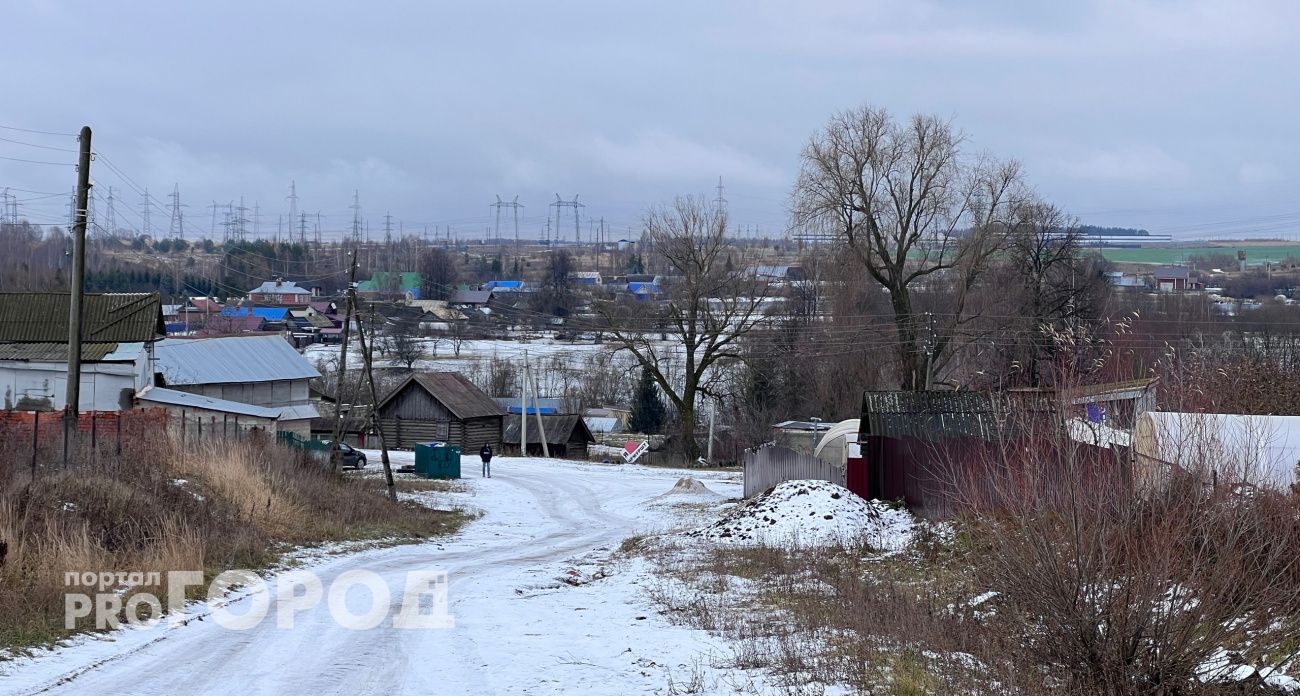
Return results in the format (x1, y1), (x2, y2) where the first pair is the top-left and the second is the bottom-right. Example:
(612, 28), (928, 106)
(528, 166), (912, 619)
(378, 372), (504, 420)
(0, 293), (164, 343)
(502, 414), (594, 445)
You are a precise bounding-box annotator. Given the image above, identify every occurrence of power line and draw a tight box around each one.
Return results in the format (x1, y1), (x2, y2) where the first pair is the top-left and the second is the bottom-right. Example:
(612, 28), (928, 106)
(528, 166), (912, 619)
(0, 123), (78, 137)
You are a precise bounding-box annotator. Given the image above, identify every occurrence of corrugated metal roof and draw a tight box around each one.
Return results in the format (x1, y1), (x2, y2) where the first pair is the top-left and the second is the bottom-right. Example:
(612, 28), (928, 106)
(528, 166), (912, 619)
(860, 391), (1053, 441)
(155, 335), (321, 385)
(0, 293), (163, 343)
(0, 342), (122, 362)
(503, 414), (594, 445)
(276, 404), (320, 421)
(136, 386), (281, 418)
(378, 372), (503, 420)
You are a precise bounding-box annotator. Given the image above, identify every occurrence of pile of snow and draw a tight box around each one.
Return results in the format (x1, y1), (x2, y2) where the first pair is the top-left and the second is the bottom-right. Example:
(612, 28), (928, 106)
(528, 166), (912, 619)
(687, 479), (916, 549)
(648, 477), (727, 506)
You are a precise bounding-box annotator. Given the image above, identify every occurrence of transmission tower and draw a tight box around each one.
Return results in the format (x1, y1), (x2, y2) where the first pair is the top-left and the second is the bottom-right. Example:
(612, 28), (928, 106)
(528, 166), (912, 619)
(208, 200), (221, 239)
(491, 195), (523, 246)
(0, 188), (14, 225)
(104, 186), (117, 239)
(349, 190), (363, 244)
(550, 194), (584, 244)
(168, 183), (188, 239)
(234, 197), (250, 241)
(714, 175), (727, 212)
(141, 188), (152, 237)
(299, 212), (309, 245)
(383, 210), (394, 245)
(286, 180), (298, 244)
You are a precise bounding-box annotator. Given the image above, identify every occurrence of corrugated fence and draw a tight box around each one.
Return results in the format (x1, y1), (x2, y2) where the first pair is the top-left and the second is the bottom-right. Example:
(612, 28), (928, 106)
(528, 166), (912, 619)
(743, 444), (846, 498)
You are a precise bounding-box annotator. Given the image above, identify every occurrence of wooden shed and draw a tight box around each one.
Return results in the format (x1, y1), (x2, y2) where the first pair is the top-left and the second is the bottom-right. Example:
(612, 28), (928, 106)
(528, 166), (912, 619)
(502, 414), (595, 458)
(374, 372), (504, 451)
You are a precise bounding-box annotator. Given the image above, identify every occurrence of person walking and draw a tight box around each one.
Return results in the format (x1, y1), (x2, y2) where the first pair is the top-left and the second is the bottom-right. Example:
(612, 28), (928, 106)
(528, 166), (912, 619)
(479, 443), (493, 478)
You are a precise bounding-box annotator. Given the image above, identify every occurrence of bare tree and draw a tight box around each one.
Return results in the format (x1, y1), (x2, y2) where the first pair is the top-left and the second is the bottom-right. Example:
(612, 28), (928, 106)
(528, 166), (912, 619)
(383, 317), (425, 371)
(1000, 202), (1112, 386)
(601, 196), (768, 464)
(791, 105), (1026, 389)
(419, 247), (459, 301)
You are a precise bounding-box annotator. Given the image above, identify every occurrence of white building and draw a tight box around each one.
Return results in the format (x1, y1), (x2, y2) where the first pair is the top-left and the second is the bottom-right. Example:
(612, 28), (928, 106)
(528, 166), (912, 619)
(0, 293), (163, 412)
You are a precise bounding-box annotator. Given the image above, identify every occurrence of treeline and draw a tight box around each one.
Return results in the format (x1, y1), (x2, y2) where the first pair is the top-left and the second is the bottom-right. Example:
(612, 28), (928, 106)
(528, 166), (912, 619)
(1078, 225), (1149, 236)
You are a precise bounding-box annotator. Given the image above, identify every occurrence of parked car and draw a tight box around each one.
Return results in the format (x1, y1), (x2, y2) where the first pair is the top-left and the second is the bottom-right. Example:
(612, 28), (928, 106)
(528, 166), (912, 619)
(318, 440), (367, 468)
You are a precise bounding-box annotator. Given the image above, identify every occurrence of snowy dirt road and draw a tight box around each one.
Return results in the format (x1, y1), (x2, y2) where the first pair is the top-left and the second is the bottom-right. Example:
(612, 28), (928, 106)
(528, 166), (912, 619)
(0, 456), (761, 696)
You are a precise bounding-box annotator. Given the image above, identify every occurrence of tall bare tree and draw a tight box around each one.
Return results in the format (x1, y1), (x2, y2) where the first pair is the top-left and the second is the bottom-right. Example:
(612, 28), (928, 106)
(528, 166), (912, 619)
(601, 197), (768, 464)
(1001, 202), (1112, 386)
(419, 247), (459, 301)
(791, 105), (1026, 389)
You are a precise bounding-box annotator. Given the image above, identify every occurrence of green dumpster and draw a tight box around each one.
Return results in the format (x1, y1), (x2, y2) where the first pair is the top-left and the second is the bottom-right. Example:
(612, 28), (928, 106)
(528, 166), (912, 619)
(415, 443), (461, 479)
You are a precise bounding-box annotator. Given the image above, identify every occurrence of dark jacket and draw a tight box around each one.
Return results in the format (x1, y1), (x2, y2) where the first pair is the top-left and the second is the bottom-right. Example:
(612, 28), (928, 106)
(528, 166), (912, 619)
(479, 445), (493, 461)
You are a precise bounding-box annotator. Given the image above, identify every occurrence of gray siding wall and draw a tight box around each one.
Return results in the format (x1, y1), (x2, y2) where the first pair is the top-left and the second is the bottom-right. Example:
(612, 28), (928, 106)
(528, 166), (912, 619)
(177, 379), (313, 409)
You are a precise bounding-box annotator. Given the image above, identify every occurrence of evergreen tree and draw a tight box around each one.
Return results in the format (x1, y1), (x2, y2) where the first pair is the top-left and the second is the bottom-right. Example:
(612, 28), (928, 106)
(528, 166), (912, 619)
(628, 366), (666, 434)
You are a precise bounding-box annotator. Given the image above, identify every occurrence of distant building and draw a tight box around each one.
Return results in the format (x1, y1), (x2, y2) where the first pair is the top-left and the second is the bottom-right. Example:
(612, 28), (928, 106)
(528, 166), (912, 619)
(357, 272), (422, 301)
(568, 271), (603, 286)
(247, 278), (313, 305)
(483, 280), (526, 293)
(1152, 266), (1190, 292)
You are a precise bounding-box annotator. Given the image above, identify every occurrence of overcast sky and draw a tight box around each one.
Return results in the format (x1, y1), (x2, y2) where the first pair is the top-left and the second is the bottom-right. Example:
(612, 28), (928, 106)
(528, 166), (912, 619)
(2, 0), (1298, 241)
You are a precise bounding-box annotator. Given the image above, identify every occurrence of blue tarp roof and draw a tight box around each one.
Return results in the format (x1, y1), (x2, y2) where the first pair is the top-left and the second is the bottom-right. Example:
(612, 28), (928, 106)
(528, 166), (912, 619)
(627, 282), (663, 295)
(220, 307), (291, 320)
(485, 280), (524, 290)
(503, 405), (560, 415)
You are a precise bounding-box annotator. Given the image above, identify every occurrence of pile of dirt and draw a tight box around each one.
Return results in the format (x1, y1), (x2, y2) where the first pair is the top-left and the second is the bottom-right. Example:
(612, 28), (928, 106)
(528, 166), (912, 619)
(648, 477), (726, 506)
(687, 479), (915, 549)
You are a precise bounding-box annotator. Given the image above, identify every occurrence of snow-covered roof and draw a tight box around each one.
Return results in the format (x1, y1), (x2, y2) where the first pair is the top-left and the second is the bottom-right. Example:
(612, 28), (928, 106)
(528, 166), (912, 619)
(248, 280), (310, 295)
(155, 335), (321, 385)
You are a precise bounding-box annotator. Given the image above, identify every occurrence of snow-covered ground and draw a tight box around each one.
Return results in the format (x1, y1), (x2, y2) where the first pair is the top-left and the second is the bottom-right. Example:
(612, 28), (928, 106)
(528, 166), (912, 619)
(0, 455), (787, 696)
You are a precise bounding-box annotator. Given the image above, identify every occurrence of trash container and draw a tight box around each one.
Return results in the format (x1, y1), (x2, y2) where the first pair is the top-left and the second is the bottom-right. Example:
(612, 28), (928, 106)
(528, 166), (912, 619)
(415, 442), (461, 479)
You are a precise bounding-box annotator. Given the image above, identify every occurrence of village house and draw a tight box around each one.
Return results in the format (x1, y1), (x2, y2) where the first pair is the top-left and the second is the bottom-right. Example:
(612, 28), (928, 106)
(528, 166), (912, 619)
(247, 278), (314, 305)
(501, 414), (595, 458)
(0, 292), (164, 411)
(373, 372), (503, 451)
(152, 335), (321, 435)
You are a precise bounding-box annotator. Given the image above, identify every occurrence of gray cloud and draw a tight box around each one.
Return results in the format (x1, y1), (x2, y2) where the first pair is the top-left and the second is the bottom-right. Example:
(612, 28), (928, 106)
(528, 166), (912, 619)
(2, 0), (1298, 240)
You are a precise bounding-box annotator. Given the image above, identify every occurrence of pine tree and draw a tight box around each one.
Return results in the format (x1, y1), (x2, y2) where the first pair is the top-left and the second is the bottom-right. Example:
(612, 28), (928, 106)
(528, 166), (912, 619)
(628, 366), (666, 434)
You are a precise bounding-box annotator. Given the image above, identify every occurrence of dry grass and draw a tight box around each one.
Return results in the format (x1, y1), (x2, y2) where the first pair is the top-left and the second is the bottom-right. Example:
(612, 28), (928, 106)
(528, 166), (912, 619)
(0, 430), (468, 650)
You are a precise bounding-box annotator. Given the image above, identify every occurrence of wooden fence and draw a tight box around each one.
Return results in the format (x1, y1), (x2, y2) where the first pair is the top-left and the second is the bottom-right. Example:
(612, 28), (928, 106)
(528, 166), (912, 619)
(743, 444), (846, 498)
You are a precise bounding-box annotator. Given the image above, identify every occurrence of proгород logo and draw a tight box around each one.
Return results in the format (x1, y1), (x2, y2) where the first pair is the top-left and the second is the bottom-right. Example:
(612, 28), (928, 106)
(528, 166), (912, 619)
(64, 569), (455, 631)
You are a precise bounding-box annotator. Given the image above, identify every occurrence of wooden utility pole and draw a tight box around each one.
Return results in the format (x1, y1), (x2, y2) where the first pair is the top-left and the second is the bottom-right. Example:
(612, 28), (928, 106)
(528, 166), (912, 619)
(525, 351), (548, 458)
(63, 126), (92, 465)
(519, 350), (528, 457)
(328, 249), (360, 472)
(353, 299), (397, 501)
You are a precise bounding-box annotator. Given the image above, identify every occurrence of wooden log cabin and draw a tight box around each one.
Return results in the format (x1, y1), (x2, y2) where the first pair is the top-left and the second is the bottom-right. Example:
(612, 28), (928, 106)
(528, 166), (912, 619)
(374, 372), (504, 451)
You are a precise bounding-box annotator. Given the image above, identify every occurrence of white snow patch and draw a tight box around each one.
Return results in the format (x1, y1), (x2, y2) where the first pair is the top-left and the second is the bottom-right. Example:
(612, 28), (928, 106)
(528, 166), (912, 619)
(687, 480), (917, 549)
